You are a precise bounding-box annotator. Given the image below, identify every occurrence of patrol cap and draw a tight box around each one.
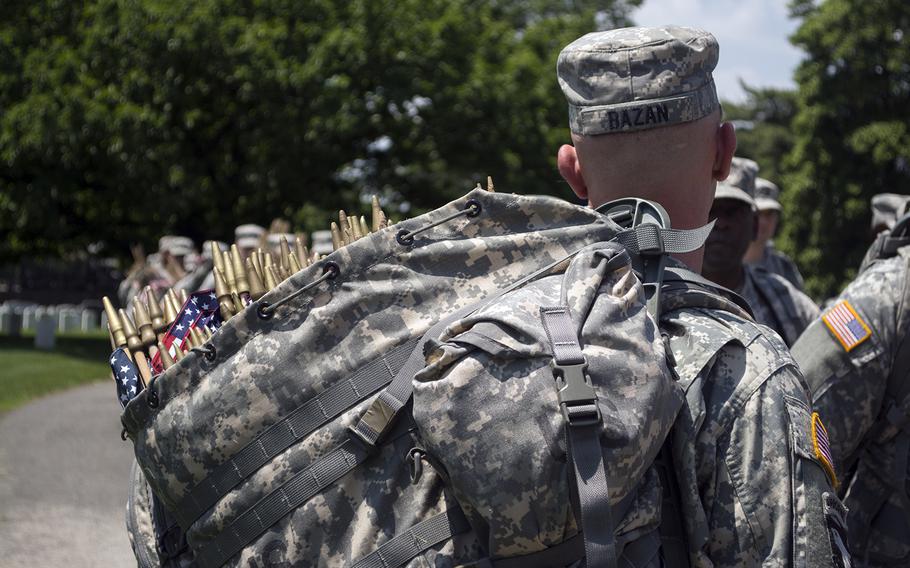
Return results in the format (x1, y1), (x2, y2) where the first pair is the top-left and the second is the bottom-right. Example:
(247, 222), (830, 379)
(311, 230), (334, 255)
(235, 224), (265, 249)
(201, 240), (228, 261)
(871, 193), (910, 231)
(714, 157), (758, 208)
(158, 236), (193, 257)
(557, 26), (720, 136)
(754, 178), (782, 212)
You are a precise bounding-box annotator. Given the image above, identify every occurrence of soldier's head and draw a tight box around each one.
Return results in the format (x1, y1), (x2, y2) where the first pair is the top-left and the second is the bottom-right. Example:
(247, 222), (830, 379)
(702, 157), (758, 281)
(754, 177), (782, 243)
(555, 26), (736, 267)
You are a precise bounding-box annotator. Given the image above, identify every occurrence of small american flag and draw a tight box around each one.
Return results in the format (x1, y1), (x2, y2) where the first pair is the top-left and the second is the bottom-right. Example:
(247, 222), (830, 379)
(110, 348), (141, 408)
(812, 412), (838, 488)
(150, 289), (223, 373)
(822, 300), (871, 352)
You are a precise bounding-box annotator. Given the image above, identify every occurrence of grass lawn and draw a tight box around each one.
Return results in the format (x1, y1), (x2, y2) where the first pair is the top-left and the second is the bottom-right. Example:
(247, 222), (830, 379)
(0, 332), (113, 413)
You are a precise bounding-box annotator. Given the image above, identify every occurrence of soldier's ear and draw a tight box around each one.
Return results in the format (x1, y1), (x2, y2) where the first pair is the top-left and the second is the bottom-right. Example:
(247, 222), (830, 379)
(712, 122), (737, 181)
(557, 144), (588, 200)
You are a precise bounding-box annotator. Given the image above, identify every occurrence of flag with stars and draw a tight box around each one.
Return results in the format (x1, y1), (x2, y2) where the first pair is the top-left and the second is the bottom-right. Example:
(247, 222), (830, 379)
(111, 348), (141, 408)
(822, 300), (871, 352)
(150, 290), (223, 373)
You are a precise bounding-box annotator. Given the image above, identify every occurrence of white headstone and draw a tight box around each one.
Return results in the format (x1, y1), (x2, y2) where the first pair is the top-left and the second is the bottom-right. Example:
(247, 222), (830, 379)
(81, 310), (98, 332)
(58, 309), (80, 333)
(22, 306), (37, 330)
(0, 305), (15, 336)
(35, 314), (56, 350)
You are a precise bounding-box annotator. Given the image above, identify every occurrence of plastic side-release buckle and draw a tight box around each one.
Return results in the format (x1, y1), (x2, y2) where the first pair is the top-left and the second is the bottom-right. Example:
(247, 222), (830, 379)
(552, 362), (602, 427)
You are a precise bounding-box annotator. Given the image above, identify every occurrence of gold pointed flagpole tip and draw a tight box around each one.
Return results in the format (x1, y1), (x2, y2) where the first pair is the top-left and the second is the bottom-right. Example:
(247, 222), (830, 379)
(486, 175), (495, 192)
(102, 296), (127, 347)
(246, 258), (266, 301)
(158, 340), (175, 369)
(230, 244), (250, 295)
(330, 222), (342, 251)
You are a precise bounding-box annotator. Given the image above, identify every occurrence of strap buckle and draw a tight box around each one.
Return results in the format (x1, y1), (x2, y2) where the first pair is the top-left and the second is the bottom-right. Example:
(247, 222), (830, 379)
(552, 362), (602, 427)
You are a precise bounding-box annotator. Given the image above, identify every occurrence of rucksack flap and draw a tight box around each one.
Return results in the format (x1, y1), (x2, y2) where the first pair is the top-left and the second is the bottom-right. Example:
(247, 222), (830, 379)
(412, 242), (684, 561)
(121, 190), (632, 567)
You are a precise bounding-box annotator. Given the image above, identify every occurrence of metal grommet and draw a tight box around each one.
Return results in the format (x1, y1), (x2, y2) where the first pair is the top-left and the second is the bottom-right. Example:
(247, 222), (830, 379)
(204, 345), (217, 361)
(396, 229), (414, 246)
(323, 261), (340, 279)
(464, 199), (482, 217)
(146, 376), (159, 409)
(257, 301), (274, 320)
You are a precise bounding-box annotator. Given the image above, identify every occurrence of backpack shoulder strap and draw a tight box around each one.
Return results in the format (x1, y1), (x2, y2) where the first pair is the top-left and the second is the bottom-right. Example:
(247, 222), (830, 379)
(860, 212), (910, 274)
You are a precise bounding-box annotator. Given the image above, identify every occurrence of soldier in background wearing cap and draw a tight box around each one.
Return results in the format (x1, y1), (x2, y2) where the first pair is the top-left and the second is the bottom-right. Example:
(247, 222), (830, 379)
(702, 158), (819, 346)
(792, 192), (910, 565)
(117, 235), (194, 307)
(744, 177), (807, 290)
(235, 224), (266, 260)
(556, 25), (845, 566)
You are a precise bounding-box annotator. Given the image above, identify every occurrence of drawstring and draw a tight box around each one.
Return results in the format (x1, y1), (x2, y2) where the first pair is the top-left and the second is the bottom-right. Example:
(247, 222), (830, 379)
(396, 199), (482, 246)
(257, 262), (340, 319)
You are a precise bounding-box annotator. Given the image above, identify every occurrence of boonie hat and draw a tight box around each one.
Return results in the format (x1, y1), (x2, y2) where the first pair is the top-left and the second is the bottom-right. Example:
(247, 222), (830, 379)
(158, 235), (194, 257)
(558, 26), (720, 136)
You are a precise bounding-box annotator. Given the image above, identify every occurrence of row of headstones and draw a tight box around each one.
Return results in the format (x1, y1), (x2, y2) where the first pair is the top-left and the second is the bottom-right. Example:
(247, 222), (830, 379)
(0, 304), (107, 347)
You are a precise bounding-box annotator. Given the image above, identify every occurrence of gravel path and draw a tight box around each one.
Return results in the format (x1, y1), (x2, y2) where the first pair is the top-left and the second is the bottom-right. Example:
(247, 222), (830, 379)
(0, 381), (136, 567)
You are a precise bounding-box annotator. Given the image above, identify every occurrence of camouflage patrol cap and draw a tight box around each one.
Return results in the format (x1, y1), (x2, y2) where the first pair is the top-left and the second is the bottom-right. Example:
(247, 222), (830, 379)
(557, 26), (720, 136)
(714, 157), (758, 208)
(754, 178), (782, 212)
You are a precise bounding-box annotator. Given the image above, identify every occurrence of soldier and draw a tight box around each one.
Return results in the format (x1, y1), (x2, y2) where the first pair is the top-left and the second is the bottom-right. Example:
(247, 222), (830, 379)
(702, 158), (819, 346)
(792, 202), (910, 566)
(744, 177), (806, 290)
(555, 26), (846, 565)
(234, 223), (265, 260)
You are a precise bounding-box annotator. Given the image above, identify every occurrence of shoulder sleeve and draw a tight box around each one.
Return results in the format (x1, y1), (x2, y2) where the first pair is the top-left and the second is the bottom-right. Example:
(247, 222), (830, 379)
(791, 256), (907, 468)
(694, 334), (846, 567)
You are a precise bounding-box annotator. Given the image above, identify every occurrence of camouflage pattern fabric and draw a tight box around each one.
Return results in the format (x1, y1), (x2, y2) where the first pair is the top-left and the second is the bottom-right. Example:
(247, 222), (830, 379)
(121, 190), (652, 567)
(557, 26), (719, 136)
(412, 242), (682, 560)
(792, 247), (910, 566)
(737, 264), (819, 346)
(661, 257), (846, 567)
(749, 241), (806, 292)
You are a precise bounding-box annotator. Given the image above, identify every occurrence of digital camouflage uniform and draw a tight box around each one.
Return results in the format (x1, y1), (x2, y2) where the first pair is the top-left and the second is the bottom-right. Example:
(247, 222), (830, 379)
(752, 241), (806, 291)
(750, 178), (806, 291)
(737, 263), (819, 346)
(793, 245), (910, 566)
(556, 25), (846, 566)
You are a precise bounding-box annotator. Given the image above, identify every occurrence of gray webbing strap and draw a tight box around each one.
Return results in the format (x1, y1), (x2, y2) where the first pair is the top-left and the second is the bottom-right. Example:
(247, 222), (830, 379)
(614, 221), (715, 256)
(174, 339), (417, 530)
(540, 306), (617, 568)
(350, 508), (471, 568)
(351, 244), (603, 447)
(193, 417), (412, 568)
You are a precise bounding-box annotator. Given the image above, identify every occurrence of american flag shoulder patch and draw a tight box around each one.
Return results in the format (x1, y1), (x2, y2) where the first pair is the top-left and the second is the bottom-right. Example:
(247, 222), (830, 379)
(822, 300), (871, 352)
(812, 412), (838, 489)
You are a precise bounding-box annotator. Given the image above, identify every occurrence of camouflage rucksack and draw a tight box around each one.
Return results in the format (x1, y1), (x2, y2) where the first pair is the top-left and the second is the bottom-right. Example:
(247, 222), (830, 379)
(122, 190), (724, 567)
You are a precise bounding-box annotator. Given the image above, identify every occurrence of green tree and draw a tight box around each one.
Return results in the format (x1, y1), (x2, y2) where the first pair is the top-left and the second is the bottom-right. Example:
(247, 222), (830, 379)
(0, 0), (638, 262)
(784, 0), (910, 299)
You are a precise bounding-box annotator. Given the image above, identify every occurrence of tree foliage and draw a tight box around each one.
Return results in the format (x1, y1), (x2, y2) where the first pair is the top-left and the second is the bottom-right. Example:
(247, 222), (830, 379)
(0, 0), (639, 261)
(783, 0), (910, 299)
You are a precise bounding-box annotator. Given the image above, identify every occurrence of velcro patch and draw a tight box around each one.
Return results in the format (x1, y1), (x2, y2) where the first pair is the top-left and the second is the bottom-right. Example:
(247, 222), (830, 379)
(822, 300), (871, 352)
(822, 492), (851, 568)
(812, 412), (838, 489)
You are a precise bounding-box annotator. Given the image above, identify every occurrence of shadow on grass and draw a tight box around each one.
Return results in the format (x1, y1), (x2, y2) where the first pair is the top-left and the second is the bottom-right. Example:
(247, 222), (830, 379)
(0, 334), (111, 362)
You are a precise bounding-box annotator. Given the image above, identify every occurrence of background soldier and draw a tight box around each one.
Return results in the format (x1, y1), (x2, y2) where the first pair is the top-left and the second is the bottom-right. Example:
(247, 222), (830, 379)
(793, 200), (910, 566)
(702, 157), (819, 345)
(744, 177), (806, 290)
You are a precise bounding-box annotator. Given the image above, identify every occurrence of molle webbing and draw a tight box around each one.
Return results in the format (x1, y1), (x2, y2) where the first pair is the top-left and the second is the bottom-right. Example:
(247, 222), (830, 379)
(350, 508), (471, 568)
(173, 339), (417, 530)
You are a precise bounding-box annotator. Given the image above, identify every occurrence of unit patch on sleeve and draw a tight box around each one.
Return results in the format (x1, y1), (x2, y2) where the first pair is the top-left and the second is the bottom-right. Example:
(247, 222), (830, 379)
(822, 300), (871, 352)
